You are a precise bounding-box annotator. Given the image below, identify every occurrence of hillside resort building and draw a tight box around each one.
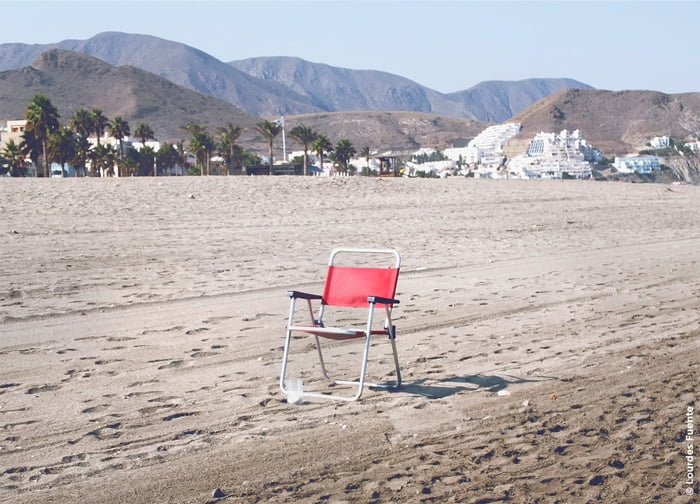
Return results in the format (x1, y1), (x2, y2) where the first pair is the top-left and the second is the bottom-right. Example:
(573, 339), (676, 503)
(506, 129), (601, 179)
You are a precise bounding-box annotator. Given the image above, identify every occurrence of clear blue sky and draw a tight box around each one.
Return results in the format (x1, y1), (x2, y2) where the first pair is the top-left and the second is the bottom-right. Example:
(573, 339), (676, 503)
(2, 0), (697, 94)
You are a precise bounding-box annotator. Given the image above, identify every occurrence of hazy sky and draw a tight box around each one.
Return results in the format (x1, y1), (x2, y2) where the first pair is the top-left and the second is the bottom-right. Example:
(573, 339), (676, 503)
(2, 1), (697, 94)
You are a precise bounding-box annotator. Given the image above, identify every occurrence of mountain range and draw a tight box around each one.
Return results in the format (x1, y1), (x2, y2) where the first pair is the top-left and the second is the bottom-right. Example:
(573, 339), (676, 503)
(1, 31), (700, 177)
(0, 32), (590, 122)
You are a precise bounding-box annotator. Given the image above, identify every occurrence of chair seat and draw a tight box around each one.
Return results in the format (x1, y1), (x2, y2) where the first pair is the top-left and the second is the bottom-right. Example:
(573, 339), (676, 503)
(287, 325), (387, 340)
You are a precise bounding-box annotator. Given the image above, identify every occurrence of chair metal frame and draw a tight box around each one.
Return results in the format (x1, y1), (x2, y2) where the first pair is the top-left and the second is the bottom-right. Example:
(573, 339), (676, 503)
(280, 247), (402, 402)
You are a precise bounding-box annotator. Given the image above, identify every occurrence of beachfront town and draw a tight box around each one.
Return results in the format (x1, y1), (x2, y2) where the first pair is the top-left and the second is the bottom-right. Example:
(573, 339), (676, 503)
(1, 117), (696, 179)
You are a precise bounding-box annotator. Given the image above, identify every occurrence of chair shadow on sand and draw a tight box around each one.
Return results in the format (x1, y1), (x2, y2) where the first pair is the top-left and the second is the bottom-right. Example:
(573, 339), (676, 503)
(391, 373), (558, 400)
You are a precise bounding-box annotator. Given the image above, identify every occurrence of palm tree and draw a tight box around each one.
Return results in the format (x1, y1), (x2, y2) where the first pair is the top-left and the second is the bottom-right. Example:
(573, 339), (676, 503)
(25, 93), (60, 177)
(334, 139), (356, 175)
(219, 123), (243, 175)
(48, 126), (76, 177)
(72, 135), (91, 177)
(311, 134), (333, 176)
(174, 141), (187, 175)
(360, 146), (372, 176)
(89, 143), (117, 177)
(134, 122), (155, 147)
(188, 126), (215, 176)
(122, 147), (140, 177)
(109, 116), (130, 174)
(1, 139), (27, 176)
(157, 142), (181, 176)
(20, 128), (41, 176)
(255, 120), (282, 175)
(289, 124), (317, 176)
(91, 109), (109, 146)
(70, 108), (93, 138)
(133, 122), (155, 175)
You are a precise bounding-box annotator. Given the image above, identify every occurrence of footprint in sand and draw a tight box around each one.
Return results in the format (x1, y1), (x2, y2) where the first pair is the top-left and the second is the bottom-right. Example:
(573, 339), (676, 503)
(185, 327), (209, 335)
(26, 384), (61, 394)
(0, 383), (21, 395)
(158, 360), (184, 370)
(162, 411), (199, 421)
(80, 404), (110, 414)
(86, 423), (121, 440)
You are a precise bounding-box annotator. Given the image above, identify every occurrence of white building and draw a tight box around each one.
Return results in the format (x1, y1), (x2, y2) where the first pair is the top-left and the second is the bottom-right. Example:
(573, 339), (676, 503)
(684, 141), (700, 152)
(507, 129), (599, 179)
(613, 156), (661, 174)
(0, 120), (27, 150)
(649, 136), (670, 149)
(445, 123), (521, 168)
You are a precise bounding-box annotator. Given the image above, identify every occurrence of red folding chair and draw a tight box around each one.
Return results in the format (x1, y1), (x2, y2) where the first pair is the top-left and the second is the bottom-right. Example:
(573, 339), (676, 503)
(280, 248), (402, 402)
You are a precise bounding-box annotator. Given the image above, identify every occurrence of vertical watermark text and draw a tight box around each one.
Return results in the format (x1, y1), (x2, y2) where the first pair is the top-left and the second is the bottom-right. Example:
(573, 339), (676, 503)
(684, 404), (695, 496)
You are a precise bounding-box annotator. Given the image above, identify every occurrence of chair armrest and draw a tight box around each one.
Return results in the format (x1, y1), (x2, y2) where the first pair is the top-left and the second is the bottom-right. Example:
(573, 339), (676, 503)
(287, 290), (323, 300)
(368, 296), (400, 305)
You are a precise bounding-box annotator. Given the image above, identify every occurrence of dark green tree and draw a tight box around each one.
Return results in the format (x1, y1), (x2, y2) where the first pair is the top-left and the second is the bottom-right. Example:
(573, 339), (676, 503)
(1, 139), (28, 176)
(134, 122), (155, 147)
(109, 116), (131, 172)
(311, 134), (333, 176)
(48, 126), (76, 177)
(334, 138), (356, 175)
(25, 93), (60, 177)
(91, 109), (109, 146)
(289, 124), (317, 176)
(70, 108), (93, 139)
(89, 143), (117, 177)
(360, 146), (372, 176)
(255, 120), (282, 175)
(188, 126), (215, 175)
(219, 123), (243, 175)
(20, 128), (41, 176)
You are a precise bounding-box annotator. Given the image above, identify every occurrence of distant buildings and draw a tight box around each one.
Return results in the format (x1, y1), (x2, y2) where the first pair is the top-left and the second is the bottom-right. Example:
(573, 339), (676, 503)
(505, 129), (600, 179)
(0, 118), (684, 179)
(649, 136), (670, 149)
(0, 119), (27, 150)
(613, 155), (661, 174)
(445, 123), (521, 168)
(403, 125), (674, 180)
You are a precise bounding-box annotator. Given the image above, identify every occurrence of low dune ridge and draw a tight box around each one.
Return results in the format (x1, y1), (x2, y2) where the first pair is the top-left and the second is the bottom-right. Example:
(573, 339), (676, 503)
(0, 176), (698, 504)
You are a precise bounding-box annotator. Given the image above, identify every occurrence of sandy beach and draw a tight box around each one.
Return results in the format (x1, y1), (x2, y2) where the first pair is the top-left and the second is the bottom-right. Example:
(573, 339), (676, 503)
(0, 176), (698, 504)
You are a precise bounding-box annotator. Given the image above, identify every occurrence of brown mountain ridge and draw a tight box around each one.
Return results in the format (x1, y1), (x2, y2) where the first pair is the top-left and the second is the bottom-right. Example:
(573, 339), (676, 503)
(0, 49), (486, 152)
(2, 48), (700, 182)
(0, 49), (262, 145)
(508, 88), (700, 157)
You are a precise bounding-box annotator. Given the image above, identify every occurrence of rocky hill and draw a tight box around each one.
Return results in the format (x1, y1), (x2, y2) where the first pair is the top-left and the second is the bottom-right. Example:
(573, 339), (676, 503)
(0, 32), (591, 121)
(2, 34), (700, 181)
(446, 78), (591, 123)
(506, 88), (700, 183)
(0, 50), (484, 152)
(507, 88), (700, 156)
(0, 50), (262, 143)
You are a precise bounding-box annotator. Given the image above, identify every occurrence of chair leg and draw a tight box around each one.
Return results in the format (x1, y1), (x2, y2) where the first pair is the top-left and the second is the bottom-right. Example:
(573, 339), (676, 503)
(279, 328), (293, 397)
(331, 333), (372, 401)
(314, 335), (332, 381)
(283, 327), (401, 402)
(389, 329), (402, 387)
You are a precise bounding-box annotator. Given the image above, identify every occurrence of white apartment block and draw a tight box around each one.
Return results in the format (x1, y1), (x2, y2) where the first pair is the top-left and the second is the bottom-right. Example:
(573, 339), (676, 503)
(613, 156), (661, 174)
(506, 129), (597, 179)
(444, 123), (521, 166)
(649, 136), (670, 149)
(527, 129), (601, 162)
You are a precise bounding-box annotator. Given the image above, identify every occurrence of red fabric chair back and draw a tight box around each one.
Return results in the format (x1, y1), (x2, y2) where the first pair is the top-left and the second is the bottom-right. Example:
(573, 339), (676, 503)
(322, 265), (399, 307)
